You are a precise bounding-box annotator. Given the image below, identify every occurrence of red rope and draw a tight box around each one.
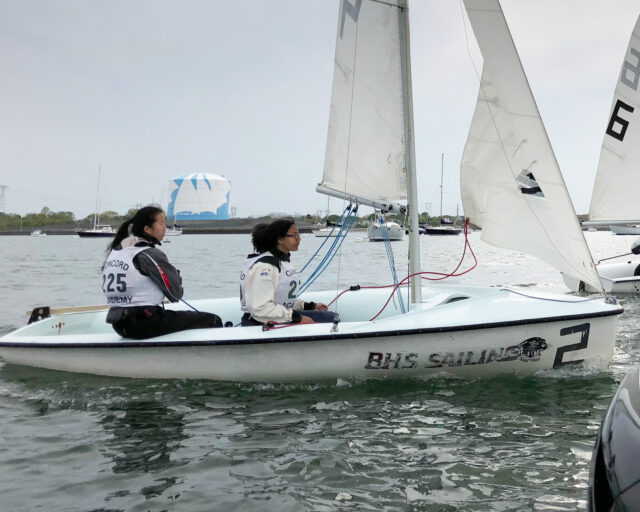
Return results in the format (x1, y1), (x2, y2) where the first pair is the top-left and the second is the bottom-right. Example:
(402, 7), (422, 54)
(330, 218), (477, 321)
(261, 219), (477, 330)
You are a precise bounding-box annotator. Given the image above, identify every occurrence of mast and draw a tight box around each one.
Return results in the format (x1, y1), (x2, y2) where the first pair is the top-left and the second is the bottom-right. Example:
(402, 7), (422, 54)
(92, 164), (102, 230)
(398, 1), (421, 304)
(440, 153), (444, 217)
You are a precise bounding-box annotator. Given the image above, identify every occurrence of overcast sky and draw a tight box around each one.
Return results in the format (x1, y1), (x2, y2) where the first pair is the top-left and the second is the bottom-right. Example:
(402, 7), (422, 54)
(1, 0), (638, 219)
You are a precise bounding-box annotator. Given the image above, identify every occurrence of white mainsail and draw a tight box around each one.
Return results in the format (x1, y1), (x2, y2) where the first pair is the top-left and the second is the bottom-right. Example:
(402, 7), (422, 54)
(319, 0), (408, 207)
(588, 15), (640, 225)
(319, 0), (421, 302)
(461, 0), (602, 292)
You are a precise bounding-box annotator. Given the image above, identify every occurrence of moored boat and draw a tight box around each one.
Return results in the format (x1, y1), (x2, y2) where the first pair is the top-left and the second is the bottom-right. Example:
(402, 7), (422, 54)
(367, 219), (404, 241)
(424, 225), (461, 236)
(77, 225), (116, 238)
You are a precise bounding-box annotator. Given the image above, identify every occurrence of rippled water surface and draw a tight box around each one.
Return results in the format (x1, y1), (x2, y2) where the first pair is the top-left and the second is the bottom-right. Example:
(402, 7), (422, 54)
(1, 232), (639, 511)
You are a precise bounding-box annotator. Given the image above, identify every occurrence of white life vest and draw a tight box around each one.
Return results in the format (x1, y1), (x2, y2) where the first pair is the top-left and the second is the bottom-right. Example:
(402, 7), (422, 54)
(240, 252), (301, 312)
(276, 258), (301, 308)
(103, 246), (165, 307)
(240, 253), (263, 312)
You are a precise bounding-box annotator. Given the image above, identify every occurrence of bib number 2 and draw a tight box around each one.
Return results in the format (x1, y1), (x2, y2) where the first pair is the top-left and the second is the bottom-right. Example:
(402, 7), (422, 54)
(288, 280), (298, 299)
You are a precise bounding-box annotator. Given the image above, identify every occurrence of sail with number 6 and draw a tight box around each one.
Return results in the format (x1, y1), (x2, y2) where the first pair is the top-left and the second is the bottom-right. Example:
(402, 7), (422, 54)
(587, 16), (640, 227)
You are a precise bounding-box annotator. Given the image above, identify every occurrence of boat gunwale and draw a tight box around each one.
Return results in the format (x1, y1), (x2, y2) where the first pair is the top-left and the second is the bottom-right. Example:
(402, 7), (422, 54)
(0, 307), (623, 349)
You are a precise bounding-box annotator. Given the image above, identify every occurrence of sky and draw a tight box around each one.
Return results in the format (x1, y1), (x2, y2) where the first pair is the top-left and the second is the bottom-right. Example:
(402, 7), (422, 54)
(1, 0), (639, 220)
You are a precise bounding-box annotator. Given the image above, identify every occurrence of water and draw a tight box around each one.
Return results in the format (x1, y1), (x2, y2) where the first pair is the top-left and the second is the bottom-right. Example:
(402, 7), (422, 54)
(1, 231), (639, 511)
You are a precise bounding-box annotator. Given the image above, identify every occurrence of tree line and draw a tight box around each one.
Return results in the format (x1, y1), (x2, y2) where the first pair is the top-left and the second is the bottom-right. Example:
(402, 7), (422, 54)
(0, 207), (139, 230)
(0, 207), (462, 231)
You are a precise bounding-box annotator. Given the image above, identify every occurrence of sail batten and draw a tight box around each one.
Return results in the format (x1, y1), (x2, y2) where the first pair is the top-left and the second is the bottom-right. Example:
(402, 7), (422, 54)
(461, 0), (602, 292)
(588, 16), (640, 224)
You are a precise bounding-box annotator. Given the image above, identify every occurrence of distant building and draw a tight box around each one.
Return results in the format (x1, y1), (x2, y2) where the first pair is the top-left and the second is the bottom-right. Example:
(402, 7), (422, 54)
(167, 173), (231, 221)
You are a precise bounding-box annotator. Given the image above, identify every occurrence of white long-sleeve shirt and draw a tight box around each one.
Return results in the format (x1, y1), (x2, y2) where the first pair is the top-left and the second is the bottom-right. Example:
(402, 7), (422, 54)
(244, 259), (305, 323)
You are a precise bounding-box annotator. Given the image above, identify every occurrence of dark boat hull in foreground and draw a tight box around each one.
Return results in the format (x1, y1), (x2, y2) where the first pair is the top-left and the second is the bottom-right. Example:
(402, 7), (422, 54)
(589, 364), (640, 511)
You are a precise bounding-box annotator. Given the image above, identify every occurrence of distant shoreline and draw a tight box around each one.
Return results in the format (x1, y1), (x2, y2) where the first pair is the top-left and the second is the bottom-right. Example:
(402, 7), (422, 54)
(0, 227), (373, 236)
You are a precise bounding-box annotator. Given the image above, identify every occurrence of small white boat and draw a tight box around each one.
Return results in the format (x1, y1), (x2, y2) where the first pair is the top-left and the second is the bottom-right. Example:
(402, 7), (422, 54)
(367, 220), (404, 241)
(30, 230), (47, 237)
(609, 224), (640, 235)
(563, 238), (640, 293)
(564, 259), (640, 294)
(313, 226), (343, 237)
(0, 0), (622, 382)
(78, 165), (116, 238)
(164, 226), (183, 236)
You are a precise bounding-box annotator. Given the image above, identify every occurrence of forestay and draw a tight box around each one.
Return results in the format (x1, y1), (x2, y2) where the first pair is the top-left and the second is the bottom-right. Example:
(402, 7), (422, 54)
(588, 15), (640, 225)
(460, 0), (602, 292)
(319, 0), (408, 206)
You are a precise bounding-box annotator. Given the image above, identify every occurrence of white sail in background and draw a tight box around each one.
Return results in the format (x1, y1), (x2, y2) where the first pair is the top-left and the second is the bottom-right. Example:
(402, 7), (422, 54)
(319, 0), (407, 205)
(461, 0), (602, 292)
(588, 15), (640, 224)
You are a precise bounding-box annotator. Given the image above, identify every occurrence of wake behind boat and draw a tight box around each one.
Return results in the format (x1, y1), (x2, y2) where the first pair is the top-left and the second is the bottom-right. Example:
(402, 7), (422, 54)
(0, 0), (623, 381)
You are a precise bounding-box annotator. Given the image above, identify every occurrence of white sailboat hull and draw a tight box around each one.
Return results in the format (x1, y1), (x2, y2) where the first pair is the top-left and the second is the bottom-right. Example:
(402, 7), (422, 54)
(0, 286), (622, 381)
(313, 227), (342, 238)
(563, 259), (640, 294)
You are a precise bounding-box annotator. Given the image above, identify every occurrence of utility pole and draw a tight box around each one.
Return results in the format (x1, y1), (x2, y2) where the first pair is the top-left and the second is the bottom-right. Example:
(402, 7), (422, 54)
(0, 185), (7, 213)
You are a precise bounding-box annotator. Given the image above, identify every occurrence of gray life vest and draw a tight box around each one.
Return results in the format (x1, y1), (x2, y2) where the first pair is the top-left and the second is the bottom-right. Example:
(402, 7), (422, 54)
(103, 246), (165, 307)
(239, 252), (301, 312)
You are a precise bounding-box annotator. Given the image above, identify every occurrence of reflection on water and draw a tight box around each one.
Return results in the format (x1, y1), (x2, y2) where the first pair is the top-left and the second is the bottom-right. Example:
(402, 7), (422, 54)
(0, 359), (630, 511)
(100, 399), (187, 477)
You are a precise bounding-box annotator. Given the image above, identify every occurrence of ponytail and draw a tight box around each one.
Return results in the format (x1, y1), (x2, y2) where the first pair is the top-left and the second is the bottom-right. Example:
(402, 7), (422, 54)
(107, 205), (164, 252)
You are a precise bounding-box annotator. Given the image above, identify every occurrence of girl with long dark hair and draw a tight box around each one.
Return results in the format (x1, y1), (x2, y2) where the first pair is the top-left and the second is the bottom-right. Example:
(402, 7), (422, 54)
(239, 218), (335, 326)
(103, 205), (221, 338)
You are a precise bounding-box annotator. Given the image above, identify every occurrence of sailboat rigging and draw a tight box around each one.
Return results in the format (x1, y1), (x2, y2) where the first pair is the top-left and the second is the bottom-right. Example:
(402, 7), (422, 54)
(0, 0), (622, 382)
(424, 154), (462, 235)
(77, 165), (116, 238)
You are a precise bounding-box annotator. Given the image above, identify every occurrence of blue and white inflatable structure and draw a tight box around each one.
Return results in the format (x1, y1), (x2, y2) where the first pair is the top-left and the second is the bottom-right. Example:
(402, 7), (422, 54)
(167, 173), (231, 221)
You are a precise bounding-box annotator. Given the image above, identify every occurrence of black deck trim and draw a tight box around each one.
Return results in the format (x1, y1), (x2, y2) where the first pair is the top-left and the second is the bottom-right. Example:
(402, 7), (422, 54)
(0, 307), (623, 349)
